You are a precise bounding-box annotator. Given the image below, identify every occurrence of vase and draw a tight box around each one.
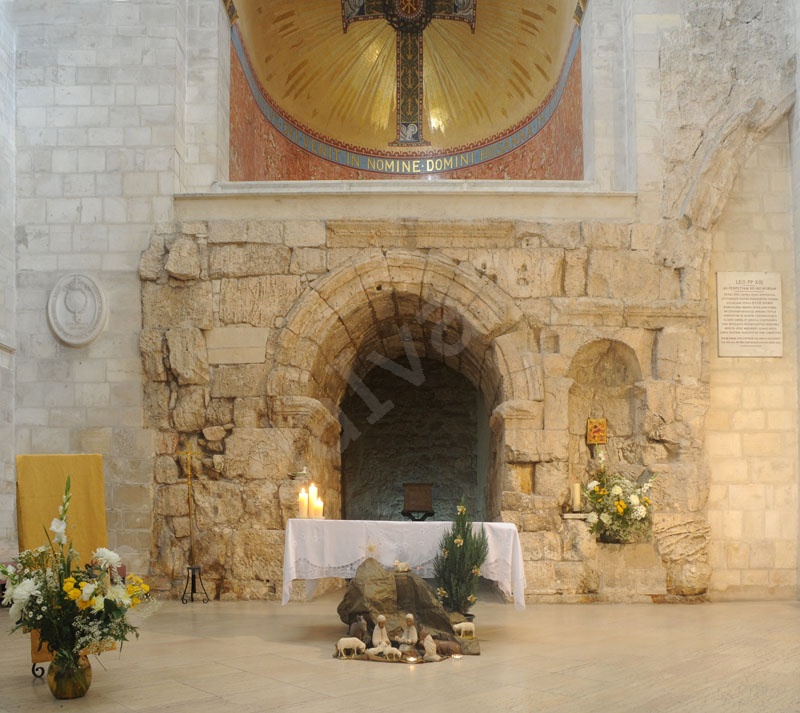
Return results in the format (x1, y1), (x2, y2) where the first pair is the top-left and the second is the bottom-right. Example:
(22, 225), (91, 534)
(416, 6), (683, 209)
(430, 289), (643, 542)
(46, 654), (92, 699)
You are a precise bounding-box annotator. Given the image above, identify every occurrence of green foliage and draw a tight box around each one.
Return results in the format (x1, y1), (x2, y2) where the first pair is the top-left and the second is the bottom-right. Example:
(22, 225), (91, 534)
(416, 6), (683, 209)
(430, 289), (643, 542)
(584, 464), (654, 543)
(0, 478), (154, 670)
(433, 501), (489, 613)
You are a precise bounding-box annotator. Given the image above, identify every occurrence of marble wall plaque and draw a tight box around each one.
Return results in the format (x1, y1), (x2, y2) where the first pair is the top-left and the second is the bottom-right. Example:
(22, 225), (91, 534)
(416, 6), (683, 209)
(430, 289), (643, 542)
(716, 272), (783, 357)
(47, 273), (109, 347)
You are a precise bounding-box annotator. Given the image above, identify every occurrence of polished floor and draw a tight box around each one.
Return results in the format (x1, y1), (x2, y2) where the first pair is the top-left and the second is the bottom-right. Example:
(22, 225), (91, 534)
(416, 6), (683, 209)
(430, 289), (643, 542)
(0, 590), (799, 713)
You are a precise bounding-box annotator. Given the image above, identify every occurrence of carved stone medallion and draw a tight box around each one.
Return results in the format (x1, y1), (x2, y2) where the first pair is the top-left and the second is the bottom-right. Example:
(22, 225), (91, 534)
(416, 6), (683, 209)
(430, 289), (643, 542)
(47, 273), (108, 347)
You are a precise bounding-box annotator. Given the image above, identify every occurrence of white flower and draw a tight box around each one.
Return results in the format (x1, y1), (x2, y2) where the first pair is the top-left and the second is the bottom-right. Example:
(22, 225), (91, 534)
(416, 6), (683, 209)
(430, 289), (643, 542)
(586, 480), (600, 491)
(92, 548), (122, 570)
(610, 485), (623, 497)
(633, 505), (647, 520)
(50, 517), (67, 545)
(80, 582), (97, 601)
(8, 578), (39, 622)
(107, 583), (132, 607)
(91, 596), (106, 612)
(600, 513), (612, 525)
(629, 494), (640, 507)
(586, 512), (598, 525)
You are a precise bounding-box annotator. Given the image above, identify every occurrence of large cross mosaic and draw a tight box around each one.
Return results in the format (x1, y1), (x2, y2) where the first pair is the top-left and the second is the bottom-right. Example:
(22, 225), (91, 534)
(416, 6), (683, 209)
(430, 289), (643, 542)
(342, 0), (476, 146)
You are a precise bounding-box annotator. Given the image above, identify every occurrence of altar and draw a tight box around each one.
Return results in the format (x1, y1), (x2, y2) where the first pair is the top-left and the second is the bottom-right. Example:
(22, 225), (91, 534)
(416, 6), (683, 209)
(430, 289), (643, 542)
(282, 519), (527, 609)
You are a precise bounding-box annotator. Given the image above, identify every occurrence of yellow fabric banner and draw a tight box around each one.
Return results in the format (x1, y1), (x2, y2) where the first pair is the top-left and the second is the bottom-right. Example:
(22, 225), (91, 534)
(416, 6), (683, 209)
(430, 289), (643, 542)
(16, 454), (108, 665)
(16, 454), (107, 563)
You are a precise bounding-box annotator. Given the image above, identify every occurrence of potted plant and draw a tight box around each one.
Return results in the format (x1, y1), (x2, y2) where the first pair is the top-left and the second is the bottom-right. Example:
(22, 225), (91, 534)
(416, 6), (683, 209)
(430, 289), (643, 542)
(584, 462), (654, 544)
(433, 501), (488, 616)
(0, 478), (154, 699)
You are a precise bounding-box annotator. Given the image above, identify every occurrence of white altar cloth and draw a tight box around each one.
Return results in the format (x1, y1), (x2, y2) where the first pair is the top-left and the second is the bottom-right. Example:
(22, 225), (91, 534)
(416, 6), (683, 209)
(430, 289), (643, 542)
(282, 519), (526, 609)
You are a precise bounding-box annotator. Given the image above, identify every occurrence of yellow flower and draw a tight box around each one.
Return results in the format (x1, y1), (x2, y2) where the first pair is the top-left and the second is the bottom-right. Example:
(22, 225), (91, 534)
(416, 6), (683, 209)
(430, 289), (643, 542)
(76, 597), (94, 611)
(471, 566), (480, 576)
(66, 588), (81, 601)
(615, 500), (627, 515)
(62, 576), (76, 593)
(467, 594), (477, 604)
(457, 505), (466, 515)
(453, 537), (464, 547)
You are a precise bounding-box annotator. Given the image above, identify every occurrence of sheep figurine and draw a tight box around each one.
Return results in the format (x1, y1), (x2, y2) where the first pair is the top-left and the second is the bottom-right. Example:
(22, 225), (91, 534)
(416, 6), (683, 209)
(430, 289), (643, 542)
(453, 622), (475, 639)
(383, 646), (403, 661)
(335, 636), (367, 658)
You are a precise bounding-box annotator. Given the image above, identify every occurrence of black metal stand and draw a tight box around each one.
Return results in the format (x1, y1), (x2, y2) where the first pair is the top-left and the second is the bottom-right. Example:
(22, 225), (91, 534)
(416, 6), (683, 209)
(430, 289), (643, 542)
(32, 663), (45, 677)
(181, 565), (209, 604)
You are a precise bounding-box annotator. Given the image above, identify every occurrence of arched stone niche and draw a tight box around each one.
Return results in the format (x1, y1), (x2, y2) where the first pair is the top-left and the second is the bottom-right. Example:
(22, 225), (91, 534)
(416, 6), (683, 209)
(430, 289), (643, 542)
(268, 249), (542, 524)
(567, 339), (646, 478)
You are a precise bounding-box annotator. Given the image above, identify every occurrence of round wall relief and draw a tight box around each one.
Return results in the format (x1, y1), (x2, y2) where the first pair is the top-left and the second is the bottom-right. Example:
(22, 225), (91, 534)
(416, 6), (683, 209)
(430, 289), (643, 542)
(47, 273), (109, 347)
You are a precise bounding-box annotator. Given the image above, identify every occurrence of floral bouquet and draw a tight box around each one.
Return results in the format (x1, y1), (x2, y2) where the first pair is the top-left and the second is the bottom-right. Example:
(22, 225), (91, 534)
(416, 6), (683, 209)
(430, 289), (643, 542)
(433, 501), (488, 614)
(0, 477), (153, 676)
(584, 462), (654, 543)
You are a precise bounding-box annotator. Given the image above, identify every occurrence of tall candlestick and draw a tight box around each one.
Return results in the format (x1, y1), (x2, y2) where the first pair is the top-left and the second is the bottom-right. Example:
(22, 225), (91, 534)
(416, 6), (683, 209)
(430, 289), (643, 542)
(571, 483), (582, 512)
(298, 488), (309, 519)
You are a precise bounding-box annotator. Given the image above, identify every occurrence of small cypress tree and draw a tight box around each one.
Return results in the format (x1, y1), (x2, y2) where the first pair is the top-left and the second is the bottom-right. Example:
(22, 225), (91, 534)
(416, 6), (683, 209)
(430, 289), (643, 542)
(433, 501), (489, 613)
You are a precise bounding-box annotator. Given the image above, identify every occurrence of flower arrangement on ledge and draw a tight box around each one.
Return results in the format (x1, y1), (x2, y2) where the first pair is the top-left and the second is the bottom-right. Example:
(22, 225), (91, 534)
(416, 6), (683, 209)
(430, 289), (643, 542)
(0, 478), (154, 698)
(433, 501), (488, 614)
(583, 460), (654, 544)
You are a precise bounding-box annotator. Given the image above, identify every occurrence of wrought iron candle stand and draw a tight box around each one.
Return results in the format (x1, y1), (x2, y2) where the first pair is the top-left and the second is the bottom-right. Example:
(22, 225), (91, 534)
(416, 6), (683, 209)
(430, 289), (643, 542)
(180, 447), (209, 604)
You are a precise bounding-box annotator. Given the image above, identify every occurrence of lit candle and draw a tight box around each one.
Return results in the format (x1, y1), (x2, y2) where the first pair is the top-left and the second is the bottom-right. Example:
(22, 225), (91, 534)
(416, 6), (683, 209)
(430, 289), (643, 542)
(298, 488), (309, 519)
(309, 482), (318, 505)
(571, 483), (582, 512)
(311, 497), (324, 519)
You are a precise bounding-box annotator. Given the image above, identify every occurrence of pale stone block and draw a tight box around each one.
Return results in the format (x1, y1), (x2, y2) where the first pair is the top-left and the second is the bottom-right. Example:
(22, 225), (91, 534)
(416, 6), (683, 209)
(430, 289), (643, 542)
(172, 386), (208, 432)
(774, 540), (798, 569)
(742, 511), (766, 538)
(728, 484), (766, 511)
(654, 327), (702, 380)
(142, 281), (213, 329)
(290, 247), (328, 275)
(219, 275), (302, 327)
(166, 327), (209, 385)
(741, 432), (783, 457)
(209, 244), (291, 277)
(165, 238), (201, 280)
(749, 457), (795, 484)
(210, 364), (268, 398)
(206, 327), (270, 365)
(709, 458), (748, 483)
(224, 427), (297, 480)
(284, 220), (325, 247)
(704, 432), (741, 458)
(725, 542), (749, 569)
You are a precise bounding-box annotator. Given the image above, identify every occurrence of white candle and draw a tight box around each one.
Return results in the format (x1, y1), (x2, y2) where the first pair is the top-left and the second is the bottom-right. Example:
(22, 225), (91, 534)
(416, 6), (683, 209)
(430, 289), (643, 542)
(571, 483), (582, 512)
(298, 488), (308, 519)
(309, 482), (318, 505)
(311, 497), (324, 519)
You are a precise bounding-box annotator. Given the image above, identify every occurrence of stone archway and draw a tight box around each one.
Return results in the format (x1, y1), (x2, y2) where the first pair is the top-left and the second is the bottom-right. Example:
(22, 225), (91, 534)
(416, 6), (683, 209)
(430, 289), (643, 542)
(268, 249), (539, 522)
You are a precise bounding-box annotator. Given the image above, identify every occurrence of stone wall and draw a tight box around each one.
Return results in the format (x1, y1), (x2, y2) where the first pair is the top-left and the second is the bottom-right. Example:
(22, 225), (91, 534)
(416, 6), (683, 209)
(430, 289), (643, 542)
(0, 0), (797, 605)
(141, 207), (710, 601)
(10, 0), (185, 571)
(0, 2), (15, 554)
(707, 120), (798, 599)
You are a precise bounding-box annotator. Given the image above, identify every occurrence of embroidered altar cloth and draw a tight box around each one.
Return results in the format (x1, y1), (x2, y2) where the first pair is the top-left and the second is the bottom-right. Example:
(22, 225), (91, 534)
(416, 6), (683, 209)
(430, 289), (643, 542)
(282, 519), (526, 609)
